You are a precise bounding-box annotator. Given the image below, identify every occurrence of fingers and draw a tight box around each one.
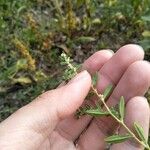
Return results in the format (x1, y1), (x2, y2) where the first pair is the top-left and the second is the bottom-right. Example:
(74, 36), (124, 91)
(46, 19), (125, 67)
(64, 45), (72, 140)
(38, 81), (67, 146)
(56, 50), (114, 141)
(83, 50), (114, 74)
(108, 61), (150, 106)
(111, 96), (150, 150)
(80, 60), (150, 150)
(97, 44), (144, 93)
(0, 71), (91, 149)
(92, 60), (150, 137)
(77, 44), (145, 150)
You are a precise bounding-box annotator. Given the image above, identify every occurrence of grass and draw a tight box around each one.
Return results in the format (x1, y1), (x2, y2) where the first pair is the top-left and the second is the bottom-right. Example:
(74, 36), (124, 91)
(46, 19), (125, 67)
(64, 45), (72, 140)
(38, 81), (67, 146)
(0, 0), (150, 122)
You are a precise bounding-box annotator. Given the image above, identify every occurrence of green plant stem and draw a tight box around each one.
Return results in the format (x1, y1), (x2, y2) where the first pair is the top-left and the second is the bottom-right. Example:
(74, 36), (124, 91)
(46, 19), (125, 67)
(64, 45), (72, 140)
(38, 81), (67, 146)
(91, 85), (150, 150)
(62, 53), (150, 150)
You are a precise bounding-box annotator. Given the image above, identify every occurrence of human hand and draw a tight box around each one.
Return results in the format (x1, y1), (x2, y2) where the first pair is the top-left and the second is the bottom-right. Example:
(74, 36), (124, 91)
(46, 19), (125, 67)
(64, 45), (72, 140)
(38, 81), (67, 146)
(0, 44), (149, 150)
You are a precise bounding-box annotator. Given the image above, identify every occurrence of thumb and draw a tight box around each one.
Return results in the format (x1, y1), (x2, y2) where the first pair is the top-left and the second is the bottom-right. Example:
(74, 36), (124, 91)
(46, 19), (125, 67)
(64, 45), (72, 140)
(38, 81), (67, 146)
(0, 71), (91, 148)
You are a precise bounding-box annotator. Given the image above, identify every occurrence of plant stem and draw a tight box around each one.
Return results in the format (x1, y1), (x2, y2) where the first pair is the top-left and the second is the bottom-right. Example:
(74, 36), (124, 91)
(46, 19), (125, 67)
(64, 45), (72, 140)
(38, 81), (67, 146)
(91, 85), (150, 150)
(63, 54), (150, 150)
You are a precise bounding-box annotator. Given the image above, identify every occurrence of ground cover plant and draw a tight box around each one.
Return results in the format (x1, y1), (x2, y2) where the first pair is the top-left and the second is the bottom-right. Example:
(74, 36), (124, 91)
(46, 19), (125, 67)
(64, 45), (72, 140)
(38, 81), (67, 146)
(0, 0), (150, 147)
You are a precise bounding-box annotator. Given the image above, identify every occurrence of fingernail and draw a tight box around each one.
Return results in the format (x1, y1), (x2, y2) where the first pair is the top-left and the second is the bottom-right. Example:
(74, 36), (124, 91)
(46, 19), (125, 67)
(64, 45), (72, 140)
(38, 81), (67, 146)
(107, 49), (114, 54)
(136, 45), (144, 51)
(143, 60), (150, 65)
(68, 70), (89, 84)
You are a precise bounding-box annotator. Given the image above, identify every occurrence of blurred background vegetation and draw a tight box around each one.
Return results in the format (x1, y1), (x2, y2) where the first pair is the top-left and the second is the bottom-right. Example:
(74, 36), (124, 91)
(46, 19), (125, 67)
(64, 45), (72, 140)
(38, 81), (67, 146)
(0, 0), (150, 122)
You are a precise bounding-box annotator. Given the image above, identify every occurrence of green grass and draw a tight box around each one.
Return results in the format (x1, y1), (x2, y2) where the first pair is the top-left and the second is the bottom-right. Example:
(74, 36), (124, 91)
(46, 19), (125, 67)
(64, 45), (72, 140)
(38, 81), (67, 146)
(0, 0), (150, 121)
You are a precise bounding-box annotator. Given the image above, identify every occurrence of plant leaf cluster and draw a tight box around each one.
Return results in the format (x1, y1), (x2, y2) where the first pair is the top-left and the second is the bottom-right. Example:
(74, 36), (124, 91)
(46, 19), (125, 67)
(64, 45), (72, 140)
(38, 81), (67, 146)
(61, 53), (150, 149)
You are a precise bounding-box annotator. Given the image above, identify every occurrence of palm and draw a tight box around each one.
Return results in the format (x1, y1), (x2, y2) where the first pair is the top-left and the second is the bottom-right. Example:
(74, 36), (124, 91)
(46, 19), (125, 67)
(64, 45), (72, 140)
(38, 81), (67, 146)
(38, 131), (76, 150)
(39, 45), (149, 150)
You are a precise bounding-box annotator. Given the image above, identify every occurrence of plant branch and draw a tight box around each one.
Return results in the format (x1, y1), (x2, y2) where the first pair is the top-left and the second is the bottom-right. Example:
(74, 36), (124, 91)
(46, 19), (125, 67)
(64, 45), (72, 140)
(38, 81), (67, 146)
(91, 85), (150, 150)
(60, 53), (150, 150)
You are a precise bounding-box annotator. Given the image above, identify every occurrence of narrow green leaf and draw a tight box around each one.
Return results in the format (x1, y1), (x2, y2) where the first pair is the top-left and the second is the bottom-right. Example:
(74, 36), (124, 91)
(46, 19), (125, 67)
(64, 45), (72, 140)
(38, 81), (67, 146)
(142, 30), (150, 37)
(142, 15), (150, 22)
(119, 96), (125, 121)
(92, 72), (98, 86)
(84, 108), (109, 117)
(103, 84), (113, 100)
(105, 134), (132, 144)
(95, 101), (102, 111)
(13, 77), (32, 84)
(75, 36), (96, 44)
(110, 106), (119, 118)
(134, 122), (147, 143)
